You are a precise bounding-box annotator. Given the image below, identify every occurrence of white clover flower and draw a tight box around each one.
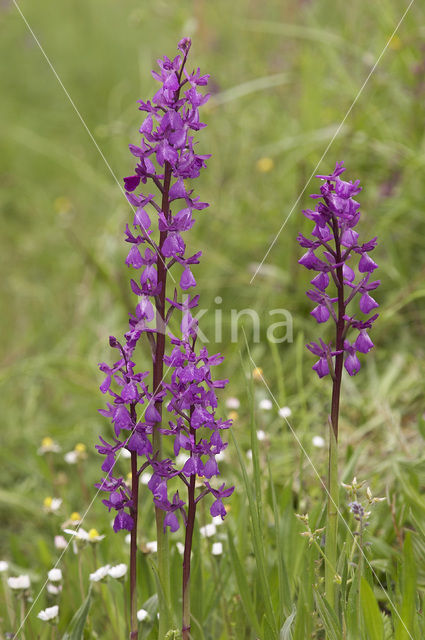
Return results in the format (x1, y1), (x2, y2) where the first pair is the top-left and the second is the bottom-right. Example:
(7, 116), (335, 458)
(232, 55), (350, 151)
(140, 472), (151, 486)
(64, 451), (78, 465)
(108, 564), (127, 579)
(212, 516), (224, 527)
(200, 523), (216, 538)
(8, 575), (30, 590)
(47, 568), (62, 582)
(137, 608), (149, 622)
(225, 397), (240, 410)
(256, 430), (266, 441)
(176, 542), (185, 556)
(278, 406), (292, 419)
(43, 497), (62, 514)
(211, 542), (223, 556)
(0, 561), (9, 573)
(89, 565), (111, 582)
(54, 536), (67, 550)
(145, 541), (157, 553)
(259, 399), (272, 411)
(47, 583), (62, 595)
(37, 605), (59, 622)
(38, 437), (61, 455)
(312, 435), (326, 448)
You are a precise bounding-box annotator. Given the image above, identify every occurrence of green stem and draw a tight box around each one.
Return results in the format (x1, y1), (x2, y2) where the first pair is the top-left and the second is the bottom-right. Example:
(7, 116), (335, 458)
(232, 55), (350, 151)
(325, 426), (339, 606)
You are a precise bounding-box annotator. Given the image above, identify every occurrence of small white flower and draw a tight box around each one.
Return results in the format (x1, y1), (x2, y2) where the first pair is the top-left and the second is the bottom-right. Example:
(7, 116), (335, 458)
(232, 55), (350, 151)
(259, 399), (272, 411)
(64, 451), (78, 465)
(54, 536), (67, 550)
(176, 453), (189, 467)
(176, 542), (185, 555)
(8, 575), (30, 590)
(47, 583), (62, 595)
(211, 542), (223, 556)
(212, 516), (224, 527)
(43, 497), (62, 514)
(120, 448), (131, 459)
(278, 406), (292, 419)
(140, 472), (151, 486)
(38, 438), (61, 455)
(37, 605), (59, 622)
(200, 523), (216, 538)
(47, 568), (62, 583)
(225, 397), (240, 410)
(312, 435), (326, 448)
(89, 565), (111, 582)
(108, 564), (127, 579)
(125, 534), (131, 545)
(0, 561), (9, 573)
(63, 528), (105, 543)
(137, 608), (149, 622)
(246, 449), (253, 460)
(215, 450), (226, 462)
(145, 540), (157, 553)
(256, 430), (266, 441)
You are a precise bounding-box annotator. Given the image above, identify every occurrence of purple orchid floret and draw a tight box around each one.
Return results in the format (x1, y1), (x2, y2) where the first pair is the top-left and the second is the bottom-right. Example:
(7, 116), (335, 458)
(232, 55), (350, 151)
(299, 162), (379, 377)
(96, 39), (233, 535)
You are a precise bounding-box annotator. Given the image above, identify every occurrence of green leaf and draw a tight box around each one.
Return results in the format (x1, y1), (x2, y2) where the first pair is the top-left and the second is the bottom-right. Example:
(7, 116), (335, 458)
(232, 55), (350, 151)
(227, 528), (261, 635)
(63, 587), (92, 640)
(280, 605), (296, 640)
(231, 426), (277, 634)
(360, 577), (384, 640)
(314, 590), (342, 640)
(395, 532), (417, 640)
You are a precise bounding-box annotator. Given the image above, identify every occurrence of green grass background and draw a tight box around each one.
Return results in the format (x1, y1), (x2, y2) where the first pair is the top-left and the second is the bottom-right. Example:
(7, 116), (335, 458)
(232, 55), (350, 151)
(1, 0), (425, 637)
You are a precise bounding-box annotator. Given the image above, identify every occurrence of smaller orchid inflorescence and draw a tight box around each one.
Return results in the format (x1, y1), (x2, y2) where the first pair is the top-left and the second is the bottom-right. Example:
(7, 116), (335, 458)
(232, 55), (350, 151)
(298, 161), (379, 380)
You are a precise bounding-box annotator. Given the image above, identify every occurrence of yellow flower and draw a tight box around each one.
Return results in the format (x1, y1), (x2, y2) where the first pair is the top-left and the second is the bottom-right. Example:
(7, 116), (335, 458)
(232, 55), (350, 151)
(228, 410), (238, 422)
(38, 437), (61, 455)
(75, 443), (86, 453)
(88, 528), (100, 541)
(389, 35), (402, 51)
(252, 367), (263, 381)
(70, 512), (81, 523)
(256, 157), (274, 173)
(43, 497), (62, 513)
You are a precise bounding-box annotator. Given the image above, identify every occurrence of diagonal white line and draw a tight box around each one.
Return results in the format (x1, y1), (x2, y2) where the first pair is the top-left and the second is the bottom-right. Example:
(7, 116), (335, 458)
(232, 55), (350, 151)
(242, 335), (414, 640)
(11, 0), (176, 283)
(250, 0), (415, 284)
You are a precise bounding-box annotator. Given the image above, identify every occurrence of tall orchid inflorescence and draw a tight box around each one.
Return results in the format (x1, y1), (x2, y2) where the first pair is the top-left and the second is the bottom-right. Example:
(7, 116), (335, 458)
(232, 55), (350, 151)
(298, 162), (379, 607)
(96, 38), (233, 639)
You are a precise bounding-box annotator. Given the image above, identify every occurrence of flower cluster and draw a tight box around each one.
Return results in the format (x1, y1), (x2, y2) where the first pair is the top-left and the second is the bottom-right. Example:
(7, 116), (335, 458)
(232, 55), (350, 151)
(96, 38), (233, 533)
(298, 162), (379, 377)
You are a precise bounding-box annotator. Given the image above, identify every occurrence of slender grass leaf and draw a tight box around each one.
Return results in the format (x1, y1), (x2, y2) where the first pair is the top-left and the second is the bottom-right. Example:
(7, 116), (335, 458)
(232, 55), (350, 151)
(227, 529), (262, 635)
(63, 587), (92, 640)
(314, 590), (342, 640)
(280, 605), (296, 640)
(360, 577), (384, 640)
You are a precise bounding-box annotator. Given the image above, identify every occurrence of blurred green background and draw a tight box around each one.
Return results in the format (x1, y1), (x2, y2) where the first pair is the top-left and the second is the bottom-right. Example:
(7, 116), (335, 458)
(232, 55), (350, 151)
(1, 0), (425, 635)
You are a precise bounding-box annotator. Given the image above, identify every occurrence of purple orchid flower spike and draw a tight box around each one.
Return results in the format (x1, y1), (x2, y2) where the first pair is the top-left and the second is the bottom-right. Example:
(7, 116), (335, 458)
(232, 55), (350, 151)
(298, 161), (380, 383)
(96, 39), (233, 640)
(298, 161), (379, 606)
